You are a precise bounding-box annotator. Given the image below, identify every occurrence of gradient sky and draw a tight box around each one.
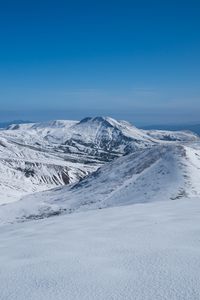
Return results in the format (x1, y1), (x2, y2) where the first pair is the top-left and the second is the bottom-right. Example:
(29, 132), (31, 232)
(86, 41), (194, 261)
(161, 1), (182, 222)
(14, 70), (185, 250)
(0, 0), (200, 125)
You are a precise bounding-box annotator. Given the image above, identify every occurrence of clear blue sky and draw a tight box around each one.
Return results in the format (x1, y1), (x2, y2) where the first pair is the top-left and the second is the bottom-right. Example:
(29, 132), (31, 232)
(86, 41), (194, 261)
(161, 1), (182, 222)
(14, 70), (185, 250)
(0, 0), (200, 125)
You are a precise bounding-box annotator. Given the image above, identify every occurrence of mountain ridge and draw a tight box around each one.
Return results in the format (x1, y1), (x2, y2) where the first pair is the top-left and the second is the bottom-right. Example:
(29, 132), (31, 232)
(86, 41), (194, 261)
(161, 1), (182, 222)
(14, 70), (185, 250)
(1, 143), (200, 224)
(0, 116), (199, 205)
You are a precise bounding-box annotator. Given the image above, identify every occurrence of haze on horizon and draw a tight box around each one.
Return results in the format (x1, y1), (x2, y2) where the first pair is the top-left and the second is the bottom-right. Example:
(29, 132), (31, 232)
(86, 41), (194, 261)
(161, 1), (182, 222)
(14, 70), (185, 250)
(0, 1), (200, 125)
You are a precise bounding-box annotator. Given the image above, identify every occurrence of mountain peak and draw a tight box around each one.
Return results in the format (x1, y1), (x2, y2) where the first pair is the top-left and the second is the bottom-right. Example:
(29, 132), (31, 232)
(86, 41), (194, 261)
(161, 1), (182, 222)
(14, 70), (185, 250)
(78, 116), (132, 130)
(79, 116), (113, 125)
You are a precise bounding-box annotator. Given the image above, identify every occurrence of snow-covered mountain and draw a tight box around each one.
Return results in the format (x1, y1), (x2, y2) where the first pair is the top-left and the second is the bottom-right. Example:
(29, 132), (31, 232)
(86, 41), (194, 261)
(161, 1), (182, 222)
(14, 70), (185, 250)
(0, 116), (199, 204)
(0, 134), (96, 203)
(1, 142), (200, 224)
(0, 118), (200, 298)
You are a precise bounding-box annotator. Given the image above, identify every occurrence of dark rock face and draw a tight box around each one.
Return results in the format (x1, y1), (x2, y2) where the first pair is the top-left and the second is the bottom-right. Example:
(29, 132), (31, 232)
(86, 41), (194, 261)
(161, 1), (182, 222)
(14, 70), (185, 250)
(16, 167), (35, 177)
(61, 171), (70, 184)
(78, 117), (93, 124)
(15, 163), (71, 186)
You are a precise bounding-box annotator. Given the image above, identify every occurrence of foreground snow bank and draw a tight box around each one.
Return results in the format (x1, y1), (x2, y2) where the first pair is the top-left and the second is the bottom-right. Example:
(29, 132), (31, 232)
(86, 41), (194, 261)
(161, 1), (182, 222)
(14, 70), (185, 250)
(0, 197), (200, 300)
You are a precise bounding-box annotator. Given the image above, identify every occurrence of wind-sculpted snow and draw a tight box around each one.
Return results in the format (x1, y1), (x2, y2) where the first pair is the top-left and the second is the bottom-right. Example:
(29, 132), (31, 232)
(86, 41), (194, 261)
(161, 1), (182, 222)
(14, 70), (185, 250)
(1, 198), (200, 300)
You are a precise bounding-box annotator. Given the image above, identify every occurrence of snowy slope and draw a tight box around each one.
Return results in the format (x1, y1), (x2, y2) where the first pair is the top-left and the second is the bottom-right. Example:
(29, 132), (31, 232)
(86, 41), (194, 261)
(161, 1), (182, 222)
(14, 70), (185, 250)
(0, 117), (200, 299)
(1, 143), (200, 224)
(145, 129), (199, 142)
(0, 116), (199, 204)
(1, 197), (200, 300)
(0, 135), (96, 203)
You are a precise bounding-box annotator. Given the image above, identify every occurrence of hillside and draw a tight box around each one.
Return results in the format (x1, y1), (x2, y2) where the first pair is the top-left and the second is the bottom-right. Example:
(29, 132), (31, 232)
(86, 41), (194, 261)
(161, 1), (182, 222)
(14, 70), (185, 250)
(1, 197), (200, 300)
(0, 116), (198, 204)
(1, 143), (200, 224)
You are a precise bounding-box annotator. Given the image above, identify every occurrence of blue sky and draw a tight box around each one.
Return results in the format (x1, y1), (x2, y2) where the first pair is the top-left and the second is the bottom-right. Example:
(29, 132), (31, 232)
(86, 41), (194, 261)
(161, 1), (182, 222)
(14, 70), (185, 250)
(0, 0), (200, 125)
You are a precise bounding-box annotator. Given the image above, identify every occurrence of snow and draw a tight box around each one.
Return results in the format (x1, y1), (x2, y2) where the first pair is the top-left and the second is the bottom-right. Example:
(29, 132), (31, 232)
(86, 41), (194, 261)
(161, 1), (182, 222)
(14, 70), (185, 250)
(0, 197), (200, 300)
(0, 145), (97, 204)
(1, 143), (200, 224)
(0, 117), (200, 299)
(0, 117), (199, 205)
(145, 129), (199, 142)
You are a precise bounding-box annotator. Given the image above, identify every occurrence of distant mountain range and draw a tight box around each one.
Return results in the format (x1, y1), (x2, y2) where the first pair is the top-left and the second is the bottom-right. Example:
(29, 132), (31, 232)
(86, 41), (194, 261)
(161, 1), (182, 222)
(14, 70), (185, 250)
(1, 120), (200, 136)
(141, 124), (200, 135)
(0, 120), (32, 129)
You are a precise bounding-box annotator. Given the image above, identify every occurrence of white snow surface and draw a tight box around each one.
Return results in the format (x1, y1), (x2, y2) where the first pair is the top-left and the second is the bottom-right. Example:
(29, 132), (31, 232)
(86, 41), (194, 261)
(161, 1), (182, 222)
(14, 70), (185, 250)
(0, 197), (200, 300)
